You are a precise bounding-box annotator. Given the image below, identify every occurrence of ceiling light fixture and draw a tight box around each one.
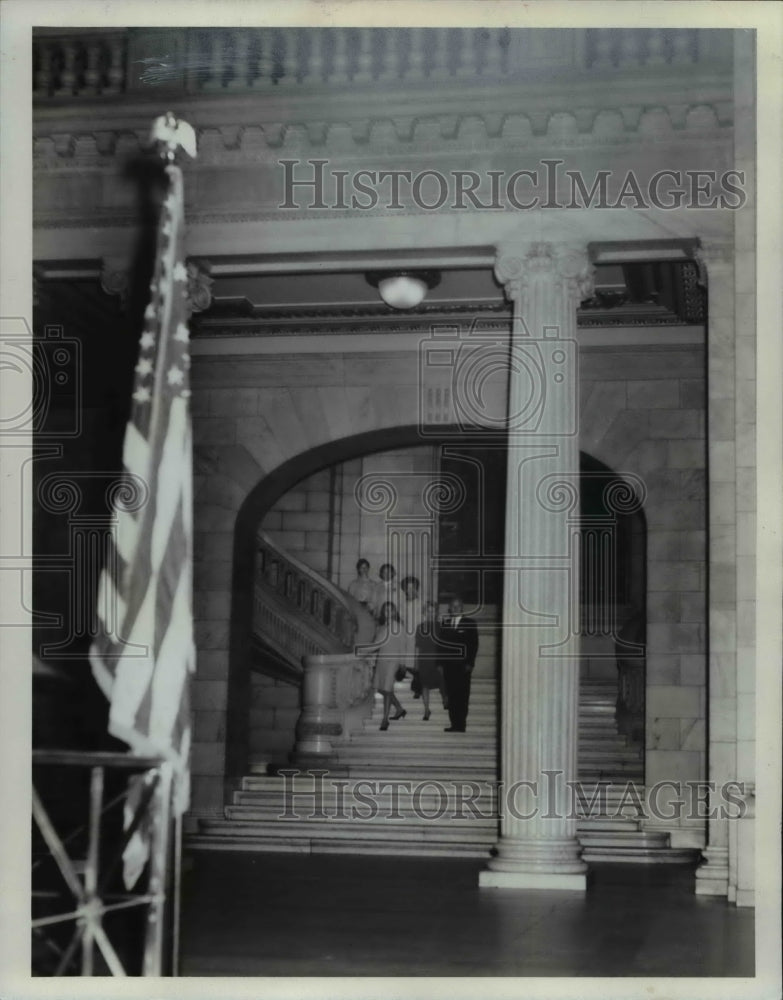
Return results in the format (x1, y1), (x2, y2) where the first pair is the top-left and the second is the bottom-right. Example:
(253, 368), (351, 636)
(366, 270), (441, 310)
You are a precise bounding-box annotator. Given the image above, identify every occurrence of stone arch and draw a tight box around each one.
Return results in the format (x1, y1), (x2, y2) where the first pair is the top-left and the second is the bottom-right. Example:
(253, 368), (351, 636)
(224, 423), (496, 777)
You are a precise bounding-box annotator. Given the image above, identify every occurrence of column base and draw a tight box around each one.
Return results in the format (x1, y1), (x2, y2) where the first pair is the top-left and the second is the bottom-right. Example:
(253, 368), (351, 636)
(480, 870), (587, 891)
(480, 835), (588, 891)
(694, 845), (729, 896)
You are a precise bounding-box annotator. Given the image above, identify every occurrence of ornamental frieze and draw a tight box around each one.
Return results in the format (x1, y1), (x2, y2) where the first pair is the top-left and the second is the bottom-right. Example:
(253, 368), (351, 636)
(34, 102), (733, 168)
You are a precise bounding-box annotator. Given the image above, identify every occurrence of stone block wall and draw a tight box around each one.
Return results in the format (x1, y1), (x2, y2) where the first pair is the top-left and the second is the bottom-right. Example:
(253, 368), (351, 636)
(350, 447), (440, 601)
(262, 466), (335, 579)
(247, 673), (302, 765)
(580, 342), (707, 846)
(187, 336), (711, 843)
(261, 447), (440, 599)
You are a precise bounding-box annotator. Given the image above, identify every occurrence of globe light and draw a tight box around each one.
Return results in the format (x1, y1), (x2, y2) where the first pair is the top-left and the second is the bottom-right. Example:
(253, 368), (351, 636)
(366, 270), (441, 310)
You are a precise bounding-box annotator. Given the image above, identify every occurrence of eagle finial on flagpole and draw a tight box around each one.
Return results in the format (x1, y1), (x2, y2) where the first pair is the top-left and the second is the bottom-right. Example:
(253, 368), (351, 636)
(150, 112), (198, 162)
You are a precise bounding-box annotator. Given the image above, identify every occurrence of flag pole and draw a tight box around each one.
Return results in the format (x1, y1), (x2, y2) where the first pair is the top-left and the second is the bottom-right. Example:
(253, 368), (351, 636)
(149, 112), (196, 979)
(89, 109), (197, 974)
(171, 811), (183, 975)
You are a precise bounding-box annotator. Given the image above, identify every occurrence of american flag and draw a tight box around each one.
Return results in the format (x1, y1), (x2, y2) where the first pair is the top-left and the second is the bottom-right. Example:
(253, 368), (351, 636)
(90, 157), (195, 886)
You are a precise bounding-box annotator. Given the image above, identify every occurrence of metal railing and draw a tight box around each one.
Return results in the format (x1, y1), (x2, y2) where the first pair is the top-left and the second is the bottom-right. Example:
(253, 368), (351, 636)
(32, 750), (178, 977)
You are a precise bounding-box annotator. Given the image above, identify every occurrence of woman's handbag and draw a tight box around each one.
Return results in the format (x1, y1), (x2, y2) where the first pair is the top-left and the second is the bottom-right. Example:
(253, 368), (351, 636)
(410, 671), (422, 696)
(395, 665), (407, 682)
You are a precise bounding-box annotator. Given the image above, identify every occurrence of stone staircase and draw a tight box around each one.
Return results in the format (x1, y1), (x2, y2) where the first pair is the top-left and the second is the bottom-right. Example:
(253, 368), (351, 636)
(192, 666), (697, 863)
(191, 571), (696, 863)
(573, 679), (697, 863)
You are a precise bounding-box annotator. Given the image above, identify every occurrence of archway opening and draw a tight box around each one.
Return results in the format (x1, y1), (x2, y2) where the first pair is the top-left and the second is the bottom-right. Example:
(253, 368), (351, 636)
(228, 428), (647, 780)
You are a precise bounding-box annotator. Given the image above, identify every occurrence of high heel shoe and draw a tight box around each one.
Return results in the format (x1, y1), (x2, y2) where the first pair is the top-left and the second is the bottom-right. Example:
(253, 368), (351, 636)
(390, 709), (407, 721)
(423, 711), (431, 721)
(380, 720), (389, 731)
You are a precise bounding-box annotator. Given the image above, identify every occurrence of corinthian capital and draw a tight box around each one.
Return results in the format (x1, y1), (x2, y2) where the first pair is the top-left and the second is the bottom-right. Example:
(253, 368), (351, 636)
(186, 260), (213, 317)
(494, 242), (593, 303)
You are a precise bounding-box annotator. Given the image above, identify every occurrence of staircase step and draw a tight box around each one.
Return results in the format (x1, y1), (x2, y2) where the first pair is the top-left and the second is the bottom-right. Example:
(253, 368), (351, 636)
(580, 846), (702, 864)
(189, 831), (494, 859)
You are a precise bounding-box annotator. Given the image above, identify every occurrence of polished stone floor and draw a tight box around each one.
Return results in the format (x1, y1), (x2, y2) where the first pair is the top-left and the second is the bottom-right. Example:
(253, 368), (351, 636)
(180, 852), (754, 977)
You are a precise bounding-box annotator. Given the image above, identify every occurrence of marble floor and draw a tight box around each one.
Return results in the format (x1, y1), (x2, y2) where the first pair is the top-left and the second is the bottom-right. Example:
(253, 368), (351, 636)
(179, 852), (754, 977)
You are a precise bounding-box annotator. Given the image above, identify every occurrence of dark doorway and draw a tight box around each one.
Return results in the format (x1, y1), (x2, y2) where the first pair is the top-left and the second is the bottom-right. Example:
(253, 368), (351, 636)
(435, 447), (646, 637)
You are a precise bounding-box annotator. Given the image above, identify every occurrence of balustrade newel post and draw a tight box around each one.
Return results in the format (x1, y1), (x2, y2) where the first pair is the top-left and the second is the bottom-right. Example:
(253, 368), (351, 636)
(454, 27), (476, 78)
(54, 40), (78, 97)
(428, 28), (450, 80)
(104, 37), (125, 94)
(330, 28), (351, 85)
(252, 30), (275, 90)
(34, 40), (54, 95)
(592, 29), (614, 70)
(406, 28), (426, 82)
(202, 31), (226, 91)
(82, 39), (102, 95)
(227, 31), (251, 90)
(354, 28), (374, 84)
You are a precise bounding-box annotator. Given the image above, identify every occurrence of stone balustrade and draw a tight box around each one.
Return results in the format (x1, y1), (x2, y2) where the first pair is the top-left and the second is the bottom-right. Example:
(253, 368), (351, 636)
(32, 27), (725, 100)
(586, 28), (699, 70)
(254, 529), (359, 663)
(33, 30), (127, 98)
(253, 531), (377, 764)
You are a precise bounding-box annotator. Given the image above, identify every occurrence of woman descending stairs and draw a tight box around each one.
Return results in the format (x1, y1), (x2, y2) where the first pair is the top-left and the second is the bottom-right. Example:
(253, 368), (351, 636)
(192, 672), (698, 864)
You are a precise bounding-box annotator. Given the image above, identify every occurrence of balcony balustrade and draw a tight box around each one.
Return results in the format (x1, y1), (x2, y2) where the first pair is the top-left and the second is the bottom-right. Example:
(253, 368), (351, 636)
(33, 28), (725, 101)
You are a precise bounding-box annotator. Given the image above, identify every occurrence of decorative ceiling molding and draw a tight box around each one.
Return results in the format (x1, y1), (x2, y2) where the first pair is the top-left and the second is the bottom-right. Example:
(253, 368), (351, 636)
(33, 101), (733, 168)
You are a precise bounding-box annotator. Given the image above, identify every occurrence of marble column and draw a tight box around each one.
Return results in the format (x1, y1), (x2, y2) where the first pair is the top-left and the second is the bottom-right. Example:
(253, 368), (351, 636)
(479, 242), (592, 891)
(694, 239), (736, 898)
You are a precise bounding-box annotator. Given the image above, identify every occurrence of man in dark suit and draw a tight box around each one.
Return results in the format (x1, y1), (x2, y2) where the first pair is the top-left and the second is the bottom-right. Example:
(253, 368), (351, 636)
(439, 595), (479, 733)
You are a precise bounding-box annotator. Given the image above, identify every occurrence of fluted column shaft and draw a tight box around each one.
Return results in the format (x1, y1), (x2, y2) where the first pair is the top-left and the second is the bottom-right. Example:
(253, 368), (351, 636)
(480, 243), (592, 891)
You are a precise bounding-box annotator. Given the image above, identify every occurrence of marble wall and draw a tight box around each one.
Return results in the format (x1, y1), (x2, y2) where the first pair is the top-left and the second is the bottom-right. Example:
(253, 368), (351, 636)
(187, 337), (709, 845)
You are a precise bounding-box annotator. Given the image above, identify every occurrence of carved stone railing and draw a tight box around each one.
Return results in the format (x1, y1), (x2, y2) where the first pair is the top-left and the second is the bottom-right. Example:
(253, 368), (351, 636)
(33, 30), (128, 99)
(254, 531), (376, 761)
(584, 28), (701, 70)
(33, 28), (730, 101)
(254, 529), (360, 670)
(292, 652), (376, 764)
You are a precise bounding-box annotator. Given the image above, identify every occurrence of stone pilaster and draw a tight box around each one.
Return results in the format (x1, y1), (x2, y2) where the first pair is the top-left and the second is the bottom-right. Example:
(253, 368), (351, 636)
(100, 259), (130, 308)
(480, 242), (592, 891)
(694, 237), (735, 897)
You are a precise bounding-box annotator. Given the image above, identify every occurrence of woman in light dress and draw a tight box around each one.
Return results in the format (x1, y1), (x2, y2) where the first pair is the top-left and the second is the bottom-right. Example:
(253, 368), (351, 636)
(371, 602), (408, 730)
(347, 557), (378, 613)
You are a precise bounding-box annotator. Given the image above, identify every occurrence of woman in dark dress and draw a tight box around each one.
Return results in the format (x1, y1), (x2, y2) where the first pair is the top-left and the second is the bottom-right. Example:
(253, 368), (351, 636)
(413, 601), (446, 721)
